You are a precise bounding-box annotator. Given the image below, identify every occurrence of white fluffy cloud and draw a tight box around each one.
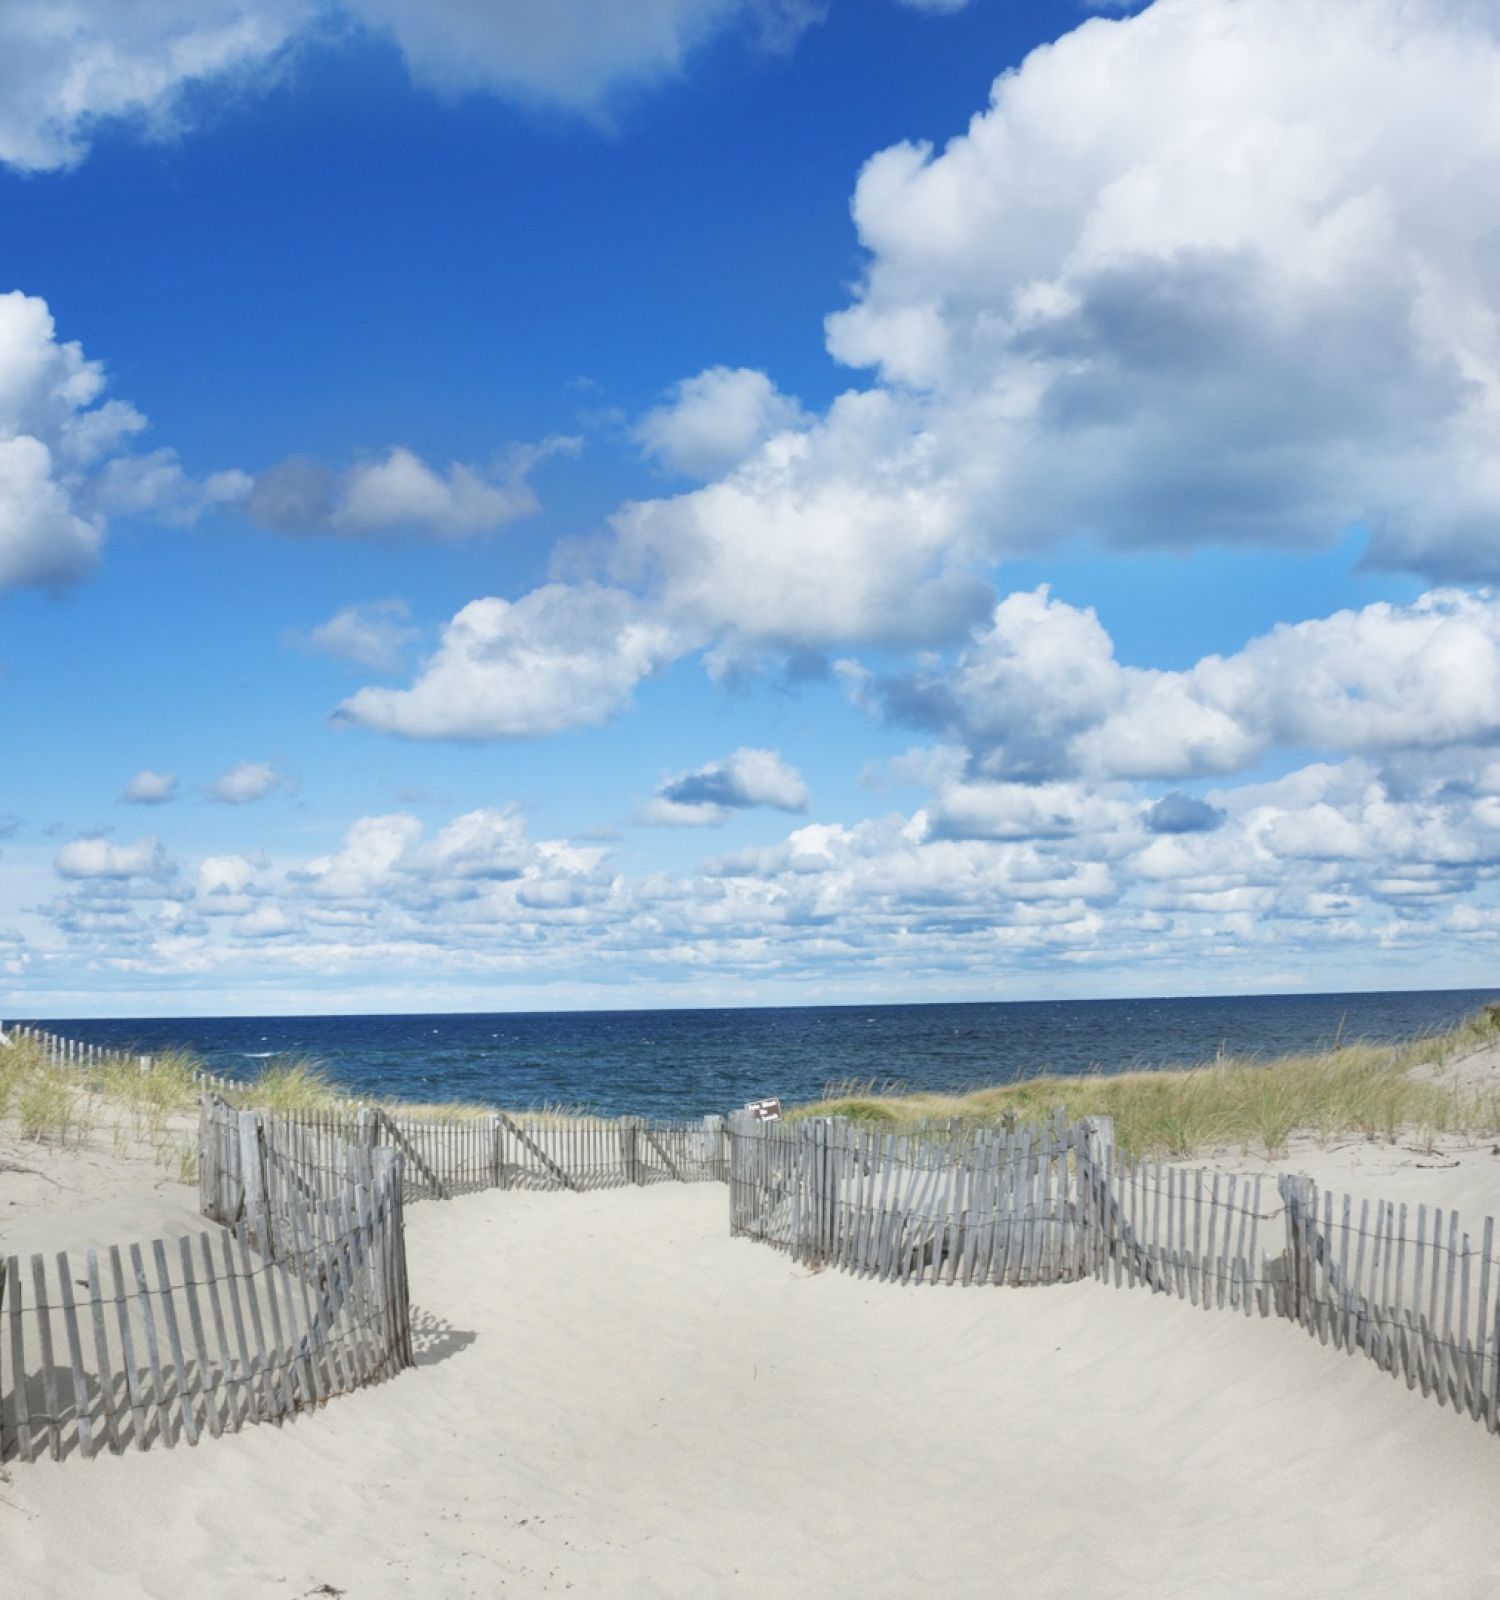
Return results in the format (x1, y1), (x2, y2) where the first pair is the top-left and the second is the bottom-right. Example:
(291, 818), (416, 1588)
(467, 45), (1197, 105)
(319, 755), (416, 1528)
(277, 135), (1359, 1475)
(300, 600), (418, 673)
(849, 587), (1500, 784)
(0, 290), (235, 592)
(0, 1), (823, 173)
(353, 0), (824, 110)
(209, 760), (289, 804)
(54, 836), (173, 880)
(291, 805), (610, 909)
(611, 388), (992, 649)
(335, 447), (531, 536)
(25, 744), (1500, 998)
(818, 0), (1500, 580)
(642, 746), (809, 825)
(0, 434), (99, 591)
(532, 0), (1500, 661)
(339, 0), (1500, 730)
(122, 769), (179, 805)
(634, 367), (806, 479)
(198, 854), (260, 897)
(0, 291), (127, 590)
(0, 2), (303, 172)
(336, 583), (683, 739)
(242, 439), (577, 541)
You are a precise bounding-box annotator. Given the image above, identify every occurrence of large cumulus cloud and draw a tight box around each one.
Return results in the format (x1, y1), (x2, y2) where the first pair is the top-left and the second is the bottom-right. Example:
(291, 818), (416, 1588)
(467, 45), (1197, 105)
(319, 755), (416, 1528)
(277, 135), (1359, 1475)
(364, 0), (1500, 727)
(0, 290), (244, 592)
(847, 586), (1500, 782)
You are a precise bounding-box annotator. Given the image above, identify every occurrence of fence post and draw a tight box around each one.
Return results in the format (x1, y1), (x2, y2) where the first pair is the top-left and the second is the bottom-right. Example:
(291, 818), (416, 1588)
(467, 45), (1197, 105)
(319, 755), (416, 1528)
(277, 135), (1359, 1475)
(1280, 1174), (1315, 1325)
(797, 1120), (820, 1265)
(1079, 1117), (1113, 1279)
(727, 1113), (742, 1232)
(489, 1113), (506, 1190)
(237, 1110), (268, 1252)
(622, 1117), (642, 1186)
(701, 1114), (726, 1182)
(198, 1099), (217, 1222)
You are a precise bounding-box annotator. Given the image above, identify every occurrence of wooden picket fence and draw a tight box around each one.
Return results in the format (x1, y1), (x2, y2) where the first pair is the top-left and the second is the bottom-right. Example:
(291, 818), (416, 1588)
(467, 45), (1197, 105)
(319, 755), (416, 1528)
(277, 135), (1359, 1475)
(1, 1109), (411, 1463)
(1281, 1176), (1500, 1430)
(728, 1108), (1099, 1285)
(3, 1020), (250, 1098)
(201, 1103), (730, 1204)
(729, 1112), (1500, 1436)
(0, 1092), (729, 1464)
(1085, 1142), (1280, 1315)
(3, 1023), (730, 1195)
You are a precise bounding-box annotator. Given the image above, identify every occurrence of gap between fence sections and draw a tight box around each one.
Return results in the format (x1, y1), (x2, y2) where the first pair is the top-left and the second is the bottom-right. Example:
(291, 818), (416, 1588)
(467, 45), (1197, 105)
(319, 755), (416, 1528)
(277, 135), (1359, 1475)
(17, 1017), (1491, 1458)
(0, 1051), (732, 1467)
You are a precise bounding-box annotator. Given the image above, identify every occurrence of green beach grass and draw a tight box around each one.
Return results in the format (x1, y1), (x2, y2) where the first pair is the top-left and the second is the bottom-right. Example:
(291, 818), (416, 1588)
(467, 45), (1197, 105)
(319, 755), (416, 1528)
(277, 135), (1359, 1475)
(785, 1006), (1500, 1160)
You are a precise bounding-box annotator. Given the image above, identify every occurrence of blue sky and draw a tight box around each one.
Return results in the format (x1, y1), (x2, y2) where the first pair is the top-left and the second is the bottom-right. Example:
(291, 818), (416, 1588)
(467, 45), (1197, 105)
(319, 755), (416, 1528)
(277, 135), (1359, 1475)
(3, 0), (1500, 1016)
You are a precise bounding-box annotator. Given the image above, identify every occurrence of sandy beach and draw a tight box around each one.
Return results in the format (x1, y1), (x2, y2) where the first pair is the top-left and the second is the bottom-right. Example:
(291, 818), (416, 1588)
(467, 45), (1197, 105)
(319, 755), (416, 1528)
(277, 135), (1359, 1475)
(12, 0), (1500, 1589)
(6, 1133), (1500, 1600)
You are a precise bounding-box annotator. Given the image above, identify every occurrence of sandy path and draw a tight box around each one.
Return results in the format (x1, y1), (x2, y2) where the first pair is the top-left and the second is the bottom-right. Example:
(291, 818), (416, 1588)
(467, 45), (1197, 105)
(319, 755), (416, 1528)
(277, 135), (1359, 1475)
(5, 1181), (1500, 1599)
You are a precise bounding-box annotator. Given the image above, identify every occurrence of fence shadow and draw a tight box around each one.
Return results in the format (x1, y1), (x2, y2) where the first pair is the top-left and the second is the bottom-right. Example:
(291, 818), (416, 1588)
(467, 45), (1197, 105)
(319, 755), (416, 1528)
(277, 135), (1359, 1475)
(409, 1307), (477, 1367)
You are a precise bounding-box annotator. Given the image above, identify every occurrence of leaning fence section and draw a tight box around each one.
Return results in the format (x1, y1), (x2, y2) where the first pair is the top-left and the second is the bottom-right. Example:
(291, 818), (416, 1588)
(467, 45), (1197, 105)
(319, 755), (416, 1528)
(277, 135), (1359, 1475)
(729, 1111), (1500, 1439)
(1281, 1176), (1500, 1431)
(1, 1107), (411, 1465)
(728, 1109), (1096, 1286)
(1085, 1147), (1281, 1316)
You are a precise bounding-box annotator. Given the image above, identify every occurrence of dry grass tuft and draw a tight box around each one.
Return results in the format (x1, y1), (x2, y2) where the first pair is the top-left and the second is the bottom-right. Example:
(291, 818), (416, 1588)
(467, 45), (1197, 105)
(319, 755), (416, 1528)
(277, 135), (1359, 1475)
(229, 1057), (342, 1114)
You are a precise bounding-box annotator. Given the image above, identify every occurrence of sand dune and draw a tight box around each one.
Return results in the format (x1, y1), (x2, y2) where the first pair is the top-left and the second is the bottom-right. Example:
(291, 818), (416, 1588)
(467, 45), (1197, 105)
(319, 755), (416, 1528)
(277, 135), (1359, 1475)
(0, 1117), (206, 1259)
(6, 1176), (1500, 1599)
(1204, 1131), (1500, 1222)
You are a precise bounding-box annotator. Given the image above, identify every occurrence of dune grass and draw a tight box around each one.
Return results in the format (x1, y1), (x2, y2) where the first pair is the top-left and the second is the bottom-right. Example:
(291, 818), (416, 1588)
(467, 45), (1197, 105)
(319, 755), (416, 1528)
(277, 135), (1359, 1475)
(1, 1037), (95, 1147)
(227, 1057), (343, 1114)
(13, 1004), (1500, 1168)
(786, 1006), (1500, 1160)
(1, 1035), (199, 1171)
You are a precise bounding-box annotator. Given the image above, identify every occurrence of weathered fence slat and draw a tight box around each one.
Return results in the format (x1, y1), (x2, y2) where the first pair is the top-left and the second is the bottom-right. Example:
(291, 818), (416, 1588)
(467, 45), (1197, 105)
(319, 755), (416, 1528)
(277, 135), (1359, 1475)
(496, 1113), (579, 1193)
(152, 1238), (198, 1448)
(56, 1248), (93, 1465)
(374, 1111), (448, 1201)
(179, 1235), (221, 1440)
(108, 1245), (149, 1451)
(31, 1256), (63, 1460)
(84, 1248), (122, 1455)
(6, 1256), (31, 1461)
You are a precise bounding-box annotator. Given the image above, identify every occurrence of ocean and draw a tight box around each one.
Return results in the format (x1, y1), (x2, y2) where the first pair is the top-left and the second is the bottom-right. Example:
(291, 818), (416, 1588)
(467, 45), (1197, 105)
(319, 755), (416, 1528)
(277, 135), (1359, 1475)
(19, 987), (1500, 1119)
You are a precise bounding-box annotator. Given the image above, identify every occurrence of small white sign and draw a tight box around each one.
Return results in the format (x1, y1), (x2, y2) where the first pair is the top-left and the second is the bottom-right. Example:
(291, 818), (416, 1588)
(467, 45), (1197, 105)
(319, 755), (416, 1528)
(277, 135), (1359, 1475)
(744, 1097), (782, 1122)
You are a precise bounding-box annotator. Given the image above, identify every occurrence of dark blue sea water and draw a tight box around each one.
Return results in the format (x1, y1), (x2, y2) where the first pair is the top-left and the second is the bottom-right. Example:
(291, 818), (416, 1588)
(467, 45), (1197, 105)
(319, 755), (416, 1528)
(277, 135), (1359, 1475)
(18, 988), (1500, 1119)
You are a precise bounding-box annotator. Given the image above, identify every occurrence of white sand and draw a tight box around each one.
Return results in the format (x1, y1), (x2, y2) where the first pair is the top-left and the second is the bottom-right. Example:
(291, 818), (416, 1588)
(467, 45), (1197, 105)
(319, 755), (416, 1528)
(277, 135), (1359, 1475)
(0, 1116), (204, 1259)
(6, 1174), (1500, 1599)
(1202, 1130), (1500, 1220)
